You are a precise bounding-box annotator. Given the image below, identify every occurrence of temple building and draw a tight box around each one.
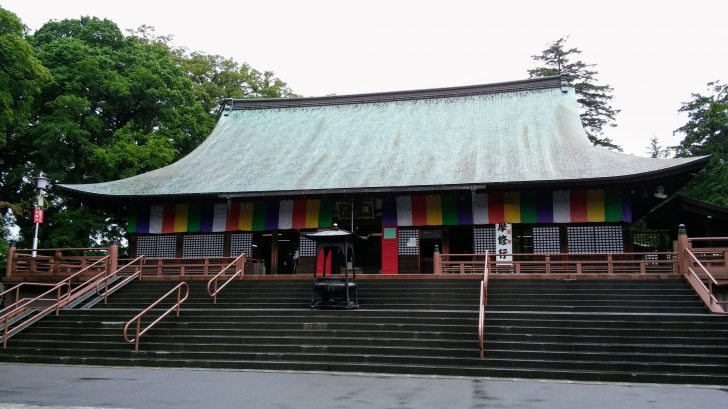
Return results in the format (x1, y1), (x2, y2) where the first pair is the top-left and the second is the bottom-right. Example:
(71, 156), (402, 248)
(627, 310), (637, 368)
(60, 77), (708, 274)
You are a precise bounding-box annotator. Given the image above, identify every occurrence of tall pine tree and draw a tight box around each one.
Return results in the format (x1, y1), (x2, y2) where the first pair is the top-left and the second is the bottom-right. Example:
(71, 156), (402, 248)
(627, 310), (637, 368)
(674, 81), (728, 206)
(529, 37), (621, 150)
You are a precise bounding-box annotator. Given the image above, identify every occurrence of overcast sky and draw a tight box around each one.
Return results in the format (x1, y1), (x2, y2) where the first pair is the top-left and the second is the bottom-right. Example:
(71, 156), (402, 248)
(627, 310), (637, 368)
(3, 0), (727, 155)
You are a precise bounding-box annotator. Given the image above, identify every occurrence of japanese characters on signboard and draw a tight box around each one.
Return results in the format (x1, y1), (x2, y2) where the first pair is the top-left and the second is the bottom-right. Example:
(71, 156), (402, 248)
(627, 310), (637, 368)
(33, 208), (44, 224)
(495, 223), (512, 262)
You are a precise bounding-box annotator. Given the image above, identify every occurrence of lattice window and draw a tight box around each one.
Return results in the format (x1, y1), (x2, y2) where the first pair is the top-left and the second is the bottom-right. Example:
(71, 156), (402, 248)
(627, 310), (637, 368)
(632, 231), (670, 252)
(398, 229), (419, 255)
(632, 232), (660, 251)
(473, 227), (495, 254)
(299, 235), (317, 257)
(567, 226), (595, 253)
(181, 234), (224, 258)
(533, 226), (560, 253)
(230, 232), (253, 256)
(594, 225), (624, 253)
(136, 235), (177, 258)
(567, 225), (623, 253)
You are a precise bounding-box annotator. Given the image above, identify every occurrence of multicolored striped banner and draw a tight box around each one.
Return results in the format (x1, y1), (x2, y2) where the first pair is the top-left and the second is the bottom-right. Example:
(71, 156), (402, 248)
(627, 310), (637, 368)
(127, 189), (630, 234)
(472, 189), (631, 224)
(392, 194), (473, 227)
(128, 199), (333, 233)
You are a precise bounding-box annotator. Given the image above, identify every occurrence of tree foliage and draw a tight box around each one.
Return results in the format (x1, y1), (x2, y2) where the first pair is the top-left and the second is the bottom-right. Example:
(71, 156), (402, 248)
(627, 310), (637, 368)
(674, 81), (728, 206)
(528, 37), (621, 150)
(177, 51), (299, 115)
(0, 9), (298, 250)
(0, 8), (49, 150)
(646, 136), (672, 158)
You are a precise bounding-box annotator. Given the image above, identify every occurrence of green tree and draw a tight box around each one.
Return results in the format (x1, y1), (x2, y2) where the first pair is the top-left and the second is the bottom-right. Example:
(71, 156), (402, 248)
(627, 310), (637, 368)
(528, 37), (621, 150)
(176, 51), (299, 115)
(646, 136), (672, 158)
(674, 81), (728, 206)
(1, 15), (299, 250)
(0, 8), (49, 151)
(2, 16), (214, 248)
(0, 7), (49, 256)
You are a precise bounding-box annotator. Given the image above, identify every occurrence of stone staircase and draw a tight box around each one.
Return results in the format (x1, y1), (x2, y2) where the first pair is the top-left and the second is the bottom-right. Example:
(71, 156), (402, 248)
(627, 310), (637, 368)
(1, 278), (727, 384)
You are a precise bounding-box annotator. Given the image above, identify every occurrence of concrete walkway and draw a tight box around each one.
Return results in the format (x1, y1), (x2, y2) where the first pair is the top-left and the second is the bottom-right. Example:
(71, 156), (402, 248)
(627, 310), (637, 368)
(0, 364), (725, 409)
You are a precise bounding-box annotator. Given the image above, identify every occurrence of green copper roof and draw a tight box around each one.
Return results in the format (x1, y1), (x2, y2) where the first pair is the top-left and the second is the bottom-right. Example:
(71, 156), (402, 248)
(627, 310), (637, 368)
(60, 77), (707, 199)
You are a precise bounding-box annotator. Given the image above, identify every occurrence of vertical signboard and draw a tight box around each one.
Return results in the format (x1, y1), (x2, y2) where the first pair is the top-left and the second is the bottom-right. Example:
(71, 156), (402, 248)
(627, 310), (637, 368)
(495, 223), (513, 262)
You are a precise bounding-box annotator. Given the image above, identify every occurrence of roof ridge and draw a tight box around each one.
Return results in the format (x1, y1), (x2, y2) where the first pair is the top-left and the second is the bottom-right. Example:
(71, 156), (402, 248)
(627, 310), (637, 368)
(226, 76), (564, 110)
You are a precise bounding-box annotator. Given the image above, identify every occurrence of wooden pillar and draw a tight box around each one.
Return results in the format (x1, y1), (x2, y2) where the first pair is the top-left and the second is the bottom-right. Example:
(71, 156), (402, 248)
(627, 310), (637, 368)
(677, 224), (688, 276)
(270, 230), (279, 275)
(109, 241), (119, 273)
(433, 244), (442, 274)
(6, 242), (15, 277)
(237, 254), (246, 278)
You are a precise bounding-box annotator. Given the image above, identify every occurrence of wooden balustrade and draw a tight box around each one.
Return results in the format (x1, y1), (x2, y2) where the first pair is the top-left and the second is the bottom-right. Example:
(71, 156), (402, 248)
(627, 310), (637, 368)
(7, 246), (113, 279)
(439, 252), (678, 276)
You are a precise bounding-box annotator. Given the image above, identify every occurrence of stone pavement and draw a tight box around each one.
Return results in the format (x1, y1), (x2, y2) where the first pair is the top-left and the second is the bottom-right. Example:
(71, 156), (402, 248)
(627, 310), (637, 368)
(0, 363), (725, 409)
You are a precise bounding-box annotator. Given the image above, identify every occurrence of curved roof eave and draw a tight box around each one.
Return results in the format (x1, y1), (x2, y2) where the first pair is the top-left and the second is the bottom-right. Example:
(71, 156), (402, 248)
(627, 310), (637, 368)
(57, 77), (710, 202)
(58, 155), (709, 202)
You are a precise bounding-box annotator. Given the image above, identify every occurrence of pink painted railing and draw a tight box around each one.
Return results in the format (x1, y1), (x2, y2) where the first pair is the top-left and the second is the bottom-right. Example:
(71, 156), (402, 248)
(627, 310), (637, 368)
(123, 282), (189, 351)
(1, 256), (110, 347)
(207, 254), (246, 304)
(8, 247), (111, 278)
(440, 252), (678, 276)
(133, 257), (241, 277)
(478, 251), (489, 359)
(683, 249), (727, 314)
(687, 237), (728, 276)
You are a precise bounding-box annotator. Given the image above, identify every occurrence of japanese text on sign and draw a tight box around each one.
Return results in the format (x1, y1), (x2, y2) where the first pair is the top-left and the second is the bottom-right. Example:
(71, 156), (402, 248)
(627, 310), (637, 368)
(495, 223), (512, 261)
(33, 208), (44, 224)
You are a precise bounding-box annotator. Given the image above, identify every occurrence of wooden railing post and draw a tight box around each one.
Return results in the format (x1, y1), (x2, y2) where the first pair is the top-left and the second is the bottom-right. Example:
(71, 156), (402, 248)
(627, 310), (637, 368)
(109, 242), (118, 274)
(545, 254), (551, 275)
(607, 254), (614, 275)
(236, 254), (245, 279)
(53, 250), (61, 276)
(677, 224), (689, 276)
(433, 245), (442, 275)
(6, 242), (15, 277)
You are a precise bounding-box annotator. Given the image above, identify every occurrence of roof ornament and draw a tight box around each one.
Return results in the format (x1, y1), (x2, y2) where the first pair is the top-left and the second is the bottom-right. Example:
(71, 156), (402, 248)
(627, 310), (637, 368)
(223, 99), (233, 117)
(559, 74), (569, 94)
(654, 186), (668, 200)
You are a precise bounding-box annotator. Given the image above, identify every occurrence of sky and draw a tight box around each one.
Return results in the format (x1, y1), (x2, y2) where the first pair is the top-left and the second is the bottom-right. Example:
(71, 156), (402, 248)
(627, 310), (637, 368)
(2, 0), (727, 156)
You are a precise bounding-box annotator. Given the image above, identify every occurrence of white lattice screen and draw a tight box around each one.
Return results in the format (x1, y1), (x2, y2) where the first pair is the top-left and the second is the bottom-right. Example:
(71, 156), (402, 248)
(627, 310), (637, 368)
(473, 227), (495, 254)
(533, 226), (560, 253)
(567, 225), (623, 253)
(398, 229), (419, 255)
(230, 232), (253, 256)
(182, 234), (225, 258)
(136, 235), (177, 258)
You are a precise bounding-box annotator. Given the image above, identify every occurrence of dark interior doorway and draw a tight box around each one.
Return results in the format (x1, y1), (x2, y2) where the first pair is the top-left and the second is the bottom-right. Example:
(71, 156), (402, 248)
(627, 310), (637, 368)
(420, 229), (442, 274)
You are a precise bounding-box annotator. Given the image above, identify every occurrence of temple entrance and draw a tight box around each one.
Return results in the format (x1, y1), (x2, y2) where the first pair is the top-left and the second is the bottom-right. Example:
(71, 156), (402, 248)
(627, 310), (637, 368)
(276, 230), (299, 274)
(447, 226), (474, 254)
(420, 229), (442, 274)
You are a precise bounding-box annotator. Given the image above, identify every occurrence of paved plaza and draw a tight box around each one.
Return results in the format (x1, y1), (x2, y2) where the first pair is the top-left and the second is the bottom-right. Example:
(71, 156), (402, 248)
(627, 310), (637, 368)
(0, 363), (725, 409)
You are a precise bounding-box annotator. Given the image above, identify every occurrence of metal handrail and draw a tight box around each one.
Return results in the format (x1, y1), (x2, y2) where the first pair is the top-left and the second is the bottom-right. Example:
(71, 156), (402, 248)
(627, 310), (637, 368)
(123, 282), (189, 351)
(0, 282), (60, 316)
(688, 237), (728, 242)
(478, 251), (489, 359)
(1, 281), (71, 347)
(684, 249), (726, 313)
(207, 253), (246, 304)
(96, 256), (145, 304)
(1, 256), (111, 347)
